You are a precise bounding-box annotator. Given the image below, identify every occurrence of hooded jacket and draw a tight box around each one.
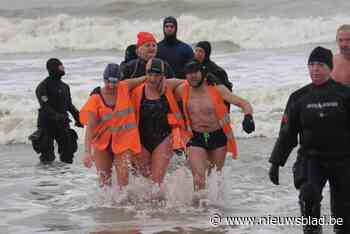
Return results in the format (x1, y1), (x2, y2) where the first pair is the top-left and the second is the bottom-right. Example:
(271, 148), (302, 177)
(196, 41), (233, 91)
(157, 16), (194, 79)
(36, 58), (80, 127)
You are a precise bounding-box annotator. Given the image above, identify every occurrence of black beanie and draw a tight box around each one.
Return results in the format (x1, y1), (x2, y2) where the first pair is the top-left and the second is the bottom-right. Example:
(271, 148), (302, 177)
(308, 46), (333, 70)
(196, 41), (211, 62)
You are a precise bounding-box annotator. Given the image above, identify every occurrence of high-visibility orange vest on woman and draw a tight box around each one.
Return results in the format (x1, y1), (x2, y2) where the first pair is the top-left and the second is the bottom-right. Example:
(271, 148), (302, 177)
(79, 81), (141, 155)
(131, 83), (185, 150)
(181, 81), (238, 159)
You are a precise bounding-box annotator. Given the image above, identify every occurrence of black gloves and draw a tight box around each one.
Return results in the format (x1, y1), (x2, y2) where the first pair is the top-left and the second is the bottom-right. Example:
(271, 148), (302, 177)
(242, 114), (255, 134)
(269, 163), (280, 185)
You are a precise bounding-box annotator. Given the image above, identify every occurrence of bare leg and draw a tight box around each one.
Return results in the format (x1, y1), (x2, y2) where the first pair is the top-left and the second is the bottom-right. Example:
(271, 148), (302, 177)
(114, 151), (131, 190)
(151, 135), (173, 185)
(94, 148), (113, 187)
(207, 146), (227, 175)
(133, 146), (152, 178)
(188, 146), (209, 191)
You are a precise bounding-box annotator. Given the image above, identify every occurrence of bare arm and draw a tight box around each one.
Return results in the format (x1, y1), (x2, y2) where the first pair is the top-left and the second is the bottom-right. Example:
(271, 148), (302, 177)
(124, 76), (147, 91)
(217, 85), (253, 115)
(83, 111), (99, 168)
(165, 78), (185, 90)
(84, 111), (98, 154)
(173, 83), (185, 102)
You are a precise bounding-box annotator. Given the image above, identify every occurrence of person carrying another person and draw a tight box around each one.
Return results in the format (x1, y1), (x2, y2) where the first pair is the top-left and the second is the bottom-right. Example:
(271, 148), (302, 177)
(157, 16), (194, 79)
(30, 58), (83, 164)
(268, 47), (350, 234)
(80, 63), (147, 190)
(174, 59), (255, 192)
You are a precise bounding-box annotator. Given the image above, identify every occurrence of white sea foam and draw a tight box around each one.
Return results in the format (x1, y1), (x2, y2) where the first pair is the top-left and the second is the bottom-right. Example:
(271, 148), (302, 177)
(0, 14), (349, 53)
(0, 48), (312, 144)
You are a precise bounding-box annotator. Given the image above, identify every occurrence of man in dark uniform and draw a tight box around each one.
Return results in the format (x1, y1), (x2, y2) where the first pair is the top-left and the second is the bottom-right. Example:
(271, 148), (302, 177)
(157, 16), (194, 79)
(34, 58), (82, 164)
(268, 47), (350, 234)
(194, 41), (233, 91)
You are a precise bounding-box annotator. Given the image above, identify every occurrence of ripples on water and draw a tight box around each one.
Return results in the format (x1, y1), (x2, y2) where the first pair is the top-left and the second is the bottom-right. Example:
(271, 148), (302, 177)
(0, 140), (334, 234)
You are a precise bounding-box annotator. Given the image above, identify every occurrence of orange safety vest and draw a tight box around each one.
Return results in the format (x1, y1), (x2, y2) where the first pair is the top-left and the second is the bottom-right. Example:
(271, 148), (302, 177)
(181, 81), (238, 159)
(131, 83), (185, 150)
(79, 81), (141, 155)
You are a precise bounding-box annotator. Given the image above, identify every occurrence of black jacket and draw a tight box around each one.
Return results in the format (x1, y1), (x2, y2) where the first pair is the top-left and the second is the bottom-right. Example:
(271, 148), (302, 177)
(269, 79), (350, 166)
(35, 77), (80, 127)
(202, 60), (233, 91)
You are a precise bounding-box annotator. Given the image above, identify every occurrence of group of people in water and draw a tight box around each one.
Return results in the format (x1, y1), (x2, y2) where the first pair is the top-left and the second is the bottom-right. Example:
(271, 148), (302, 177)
(80, 21), (255, 192)
(30, 17), (350, 233)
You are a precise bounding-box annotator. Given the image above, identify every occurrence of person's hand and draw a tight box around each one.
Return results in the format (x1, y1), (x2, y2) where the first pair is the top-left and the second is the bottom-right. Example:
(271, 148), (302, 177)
(84, 152), (94, 168)
(269, 163), (280, 185)
(242, 114), (255, 134)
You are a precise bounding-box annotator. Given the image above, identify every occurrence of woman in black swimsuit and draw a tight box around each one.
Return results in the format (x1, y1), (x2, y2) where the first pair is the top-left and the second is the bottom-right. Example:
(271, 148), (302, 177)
(131, 59), (184, 188)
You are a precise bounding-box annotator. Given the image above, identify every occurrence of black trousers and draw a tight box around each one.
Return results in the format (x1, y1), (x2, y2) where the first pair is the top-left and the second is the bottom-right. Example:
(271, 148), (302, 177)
(297, 158), (350, 233)
(38, 120), (76, 164)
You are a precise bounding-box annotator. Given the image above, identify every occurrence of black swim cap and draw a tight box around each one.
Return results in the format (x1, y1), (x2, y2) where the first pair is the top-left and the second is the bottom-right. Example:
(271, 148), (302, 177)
(103, 63), (120, 82)
(308, 46), (333, 70)
(184, 59), (201, 74)
(147, 58), (164, 75)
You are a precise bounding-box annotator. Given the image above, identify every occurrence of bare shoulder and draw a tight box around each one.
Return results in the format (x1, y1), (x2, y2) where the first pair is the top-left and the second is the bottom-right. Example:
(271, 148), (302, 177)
(174, 82), (185, 96)
(216, 84), (230, 94)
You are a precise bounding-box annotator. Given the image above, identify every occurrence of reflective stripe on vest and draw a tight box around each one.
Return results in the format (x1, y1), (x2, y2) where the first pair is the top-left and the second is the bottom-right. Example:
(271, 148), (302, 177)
(94, 123), (137, 141)
(110, 123), (137, 132)
(100, 107), (134, 123)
